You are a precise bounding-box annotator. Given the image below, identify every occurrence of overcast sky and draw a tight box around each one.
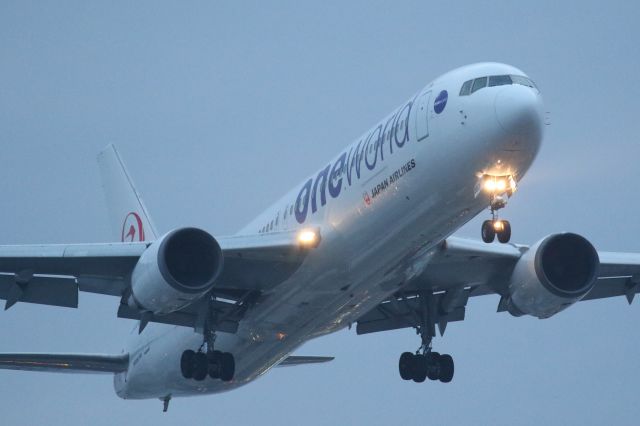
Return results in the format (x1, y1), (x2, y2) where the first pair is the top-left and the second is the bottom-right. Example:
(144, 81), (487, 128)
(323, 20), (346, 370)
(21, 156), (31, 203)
(1, 1), (640, 425)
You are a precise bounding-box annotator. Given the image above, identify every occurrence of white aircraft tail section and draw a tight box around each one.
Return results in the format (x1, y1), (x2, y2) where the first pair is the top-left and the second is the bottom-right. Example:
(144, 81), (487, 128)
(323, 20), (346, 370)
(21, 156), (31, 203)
(97, 144), (158, 242)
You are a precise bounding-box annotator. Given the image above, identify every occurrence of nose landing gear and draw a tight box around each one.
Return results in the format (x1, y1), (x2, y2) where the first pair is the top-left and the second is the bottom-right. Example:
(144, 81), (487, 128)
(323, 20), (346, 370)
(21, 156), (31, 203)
(481, 217), (511, 244)
(479, 174), (516, 244)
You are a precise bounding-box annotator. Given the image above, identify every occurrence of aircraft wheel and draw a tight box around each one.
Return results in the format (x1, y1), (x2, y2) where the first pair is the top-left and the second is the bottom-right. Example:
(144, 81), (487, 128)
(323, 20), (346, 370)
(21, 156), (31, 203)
(399, 352), (415, 381)
(481, 220), (495, 243)
(193, 352), (208, 381)
(497, 220), (511, 243)
(220, 352), (235, 382)
(411, 356), (427, 383)
(180, 350), (195, 379)
(207, 351), (221, 379)
(438, 354), (454, 383)
(426, 352), (441, 381)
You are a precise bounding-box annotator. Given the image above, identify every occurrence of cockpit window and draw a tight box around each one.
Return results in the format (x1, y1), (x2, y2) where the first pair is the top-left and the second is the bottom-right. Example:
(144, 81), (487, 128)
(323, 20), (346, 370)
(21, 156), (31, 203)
(460, 74), (538, 96)
(459, 80), (472, 96)
(511, 75), (537, 89)
(488, 75), (512, 87)
(471, 77), (487, 94)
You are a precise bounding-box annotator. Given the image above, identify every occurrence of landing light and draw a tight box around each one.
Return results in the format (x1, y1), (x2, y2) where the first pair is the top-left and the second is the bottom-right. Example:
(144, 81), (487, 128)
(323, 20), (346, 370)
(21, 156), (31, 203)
(484, 180), (497, 192)
(481, 174), (517, 195)
(297, 229), (320, 247)
(493, 220), (504, 231)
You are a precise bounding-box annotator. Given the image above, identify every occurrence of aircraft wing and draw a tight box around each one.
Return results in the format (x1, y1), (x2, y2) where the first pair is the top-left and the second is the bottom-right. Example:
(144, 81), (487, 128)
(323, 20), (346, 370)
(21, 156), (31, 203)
(0, 145), (321, 332)
(356, 236), (640, 336)
(0, 352), (332, 374)
(0, 353), (129, 374)
(0, 229), (318, 331)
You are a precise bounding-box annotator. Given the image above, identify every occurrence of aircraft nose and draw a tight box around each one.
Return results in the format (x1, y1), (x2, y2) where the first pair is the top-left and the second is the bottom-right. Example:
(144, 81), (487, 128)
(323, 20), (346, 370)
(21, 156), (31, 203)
(494, 85), (543, 137)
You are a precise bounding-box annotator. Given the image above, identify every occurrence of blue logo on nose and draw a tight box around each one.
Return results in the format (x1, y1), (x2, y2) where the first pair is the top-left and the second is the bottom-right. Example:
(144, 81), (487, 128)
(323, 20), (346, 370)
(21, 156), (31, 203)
(434, 90), (448, 114)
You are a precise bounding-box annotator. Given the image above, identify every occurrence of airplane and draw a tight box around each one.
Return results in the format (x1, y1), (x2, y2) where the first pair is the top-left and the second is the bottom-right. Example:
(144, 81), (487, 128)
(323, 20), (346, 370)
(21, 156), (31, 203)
(1, 62), (639, 412)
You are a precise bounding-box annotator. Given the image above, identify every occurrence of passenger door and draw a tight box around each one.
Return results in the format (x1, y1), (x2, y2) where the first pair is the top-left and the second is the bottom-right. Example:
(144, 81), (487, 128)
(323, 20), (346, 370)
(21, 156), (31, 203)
(415, 91), (431, 141)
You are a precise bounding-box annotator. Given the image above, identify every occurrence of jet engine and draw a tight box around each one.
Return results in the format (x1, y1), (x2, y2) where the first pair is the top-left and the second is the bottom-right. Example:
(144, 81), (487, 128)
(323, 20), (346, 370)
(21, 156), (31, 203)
(128, 227), (223, 315)
(503, 233), (599, 319)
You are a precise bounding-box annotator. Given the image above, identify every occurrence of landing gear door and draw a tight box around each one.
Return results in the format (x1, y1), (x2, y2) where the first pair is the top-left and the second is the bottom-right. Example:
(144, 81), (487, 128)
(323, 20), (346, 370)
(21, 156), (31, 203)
(416, 91), (431, 141)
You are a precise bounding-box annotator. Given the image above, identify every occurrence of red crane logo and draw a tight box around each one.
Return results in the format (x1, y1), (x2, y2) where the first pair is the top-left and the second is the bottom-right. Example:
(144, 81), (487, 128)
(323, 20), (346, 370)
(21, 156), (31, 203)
(121, 212), (145, 242)
(363, 191), (372, 206)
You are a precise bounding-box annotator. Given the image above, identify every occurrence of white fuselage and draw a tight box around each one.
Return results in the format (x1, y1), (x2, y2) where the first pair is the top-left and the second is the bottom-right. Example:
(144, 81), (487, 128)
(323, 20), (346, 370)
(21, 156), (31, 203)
(114, 62), (544, 399)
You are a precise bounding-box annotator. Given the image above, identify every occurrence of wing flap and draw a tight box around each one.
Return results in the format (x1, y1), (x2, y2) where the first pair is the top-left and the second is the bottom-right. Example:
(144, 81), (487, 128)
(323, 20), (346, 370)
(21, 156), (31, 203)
(0, 274), (78, 309)
(582, 252), (640, 302)
(277, 356), (334, 367)
(597, 252), (640, 278)
(115, 302), (241, 333)
(584, 277), (635, 301)
(0, 353), (128, 374)
(356, 290), (469, 335)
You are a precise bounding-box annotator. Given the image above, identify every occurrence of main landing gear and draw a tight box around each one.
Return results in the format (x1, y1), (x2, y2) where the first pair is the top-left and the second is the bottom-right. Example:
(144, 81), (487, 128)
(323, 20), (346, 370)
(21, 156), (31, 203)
(399, 350), (454, 383)
(180, 349), (235, 382)
(398, 292), (454, 384)
(180, 309), (235, 382)
(479, 174), (516, 244)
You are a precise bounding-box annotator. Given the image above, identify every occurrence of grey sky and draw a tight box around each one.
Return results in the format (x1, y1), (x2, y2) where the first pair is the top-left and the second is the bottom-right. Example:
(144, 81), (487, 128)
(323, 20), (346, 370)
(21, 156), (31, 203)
(1, 1), (640, 425)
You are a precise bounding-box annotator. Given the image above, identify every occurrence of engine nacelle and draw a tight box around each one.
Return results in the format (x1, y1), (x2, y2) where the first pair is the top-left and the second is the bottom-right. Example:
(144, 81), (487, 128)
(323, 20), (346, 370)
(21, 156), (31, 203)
(129, 227), (223, 315)
(504, 233), (599, 319)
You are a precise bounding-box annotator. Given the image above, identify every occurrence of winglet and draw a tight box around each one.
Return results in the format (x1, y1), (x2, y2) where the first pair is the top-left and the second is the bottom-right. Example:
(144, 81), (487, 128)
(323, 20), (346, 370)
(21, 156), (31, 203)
(97, 145), (158, 242)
